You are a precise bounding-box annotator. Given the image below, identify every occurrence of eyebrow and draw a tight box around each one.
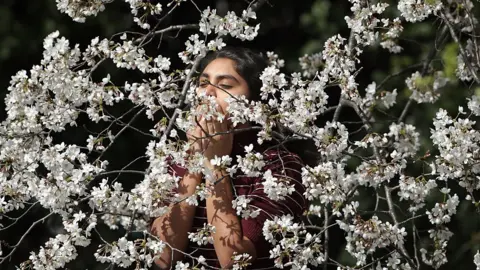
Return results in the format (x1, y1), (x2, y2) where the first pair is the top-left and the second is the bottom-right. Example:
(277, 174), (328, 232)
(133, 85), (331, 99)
(200, 73), (240, 84)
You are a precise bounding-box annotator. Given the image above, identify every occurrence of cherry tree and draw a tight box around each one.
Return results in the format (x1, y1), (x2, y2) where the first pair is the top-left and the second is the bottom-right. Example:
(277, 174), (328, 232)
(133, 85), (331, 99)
(1, 0), (480, 269)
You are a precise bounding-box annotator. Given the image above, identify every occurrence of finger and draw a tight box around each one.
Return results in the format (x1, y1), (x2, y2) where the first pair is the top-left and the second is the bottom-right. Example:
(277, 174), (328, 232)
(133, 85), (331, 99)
(205, 114), (215, 140)
(218, 105), (231, 131)
(202, 104), (211, 131)
(219, 106), (234, 141)
(200, 117), (211, 150)
(200, 121), (206, 151)
(195, 115), (208, 135)
(202, 105), (215, 147)
(213, 113), (225, 137)
(194, 113), (203, 126)
(189, 115), (207, 145)
(189, 116), (202, 140)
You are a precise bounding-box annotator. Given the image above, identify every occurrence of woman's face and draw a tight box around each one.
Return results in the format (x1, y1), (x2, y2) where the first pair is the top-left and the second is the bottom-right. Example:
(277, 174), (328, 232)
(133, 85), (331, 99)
(197, 58), (250, 116)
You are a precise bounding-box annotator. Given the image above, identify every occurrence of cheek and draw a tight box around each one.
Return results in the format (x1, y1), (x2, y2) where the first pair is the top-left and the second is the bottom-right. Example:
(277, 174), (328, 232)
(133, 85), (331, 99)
(214, 92), (229, 113)
(216, 97), (229, 113)
(240, 86), (250, 98)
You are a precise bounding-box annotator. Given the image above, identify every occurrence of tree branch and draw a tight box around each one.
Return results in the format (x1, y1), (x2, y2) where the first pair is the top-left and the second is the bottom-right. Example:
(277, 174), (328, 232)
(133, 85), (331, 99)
(323, 207), (329, 270)
(343, 97), (417, 268)
(165, 56), (203, 137)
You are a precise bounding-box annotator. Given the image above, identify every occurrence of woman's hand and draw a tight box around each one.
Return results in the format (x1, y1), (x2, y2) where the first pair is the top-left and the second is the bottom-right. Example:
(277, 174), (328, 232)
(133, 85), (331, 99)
(187, 105), (233, 164)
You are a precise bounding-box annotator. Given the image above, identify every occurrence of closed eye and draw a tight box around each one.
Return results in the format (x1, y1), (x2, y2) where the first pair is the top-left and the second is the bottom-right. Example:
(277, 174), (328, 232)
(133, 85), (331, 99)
(199, 80), (210, 88)
(219, 84), (232, 89)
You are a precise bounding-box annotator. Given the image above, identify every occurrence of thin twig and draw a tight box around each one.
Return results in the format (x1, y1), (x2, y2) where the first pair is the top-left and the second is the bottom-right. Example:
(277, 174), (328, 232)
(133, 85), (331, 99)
(96, 170), (146, 177)
(135, 24), (199, 45)
(397, 25), (449, 123)
(94, 107), (146, 163)
(375, 62), (425, 91)
(0, 202), (39, 232)
(0, 212), (55, 264)
(152, 24), (198, 36)
(135, 2), (182, 46)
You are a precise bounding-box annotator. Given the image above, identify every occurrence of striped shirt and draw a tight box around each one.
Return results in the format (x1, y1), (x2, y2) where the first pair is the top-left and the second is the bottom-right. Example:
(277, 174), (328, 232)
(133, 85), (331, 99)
(166, 130), (306, 269)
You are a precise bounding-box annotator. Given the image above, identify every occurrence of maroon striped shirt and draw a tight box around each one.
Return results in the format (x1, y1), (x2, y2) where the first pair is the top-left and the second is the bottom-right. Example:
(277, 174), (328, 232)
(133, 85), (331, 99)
(167, 131), (306, 269)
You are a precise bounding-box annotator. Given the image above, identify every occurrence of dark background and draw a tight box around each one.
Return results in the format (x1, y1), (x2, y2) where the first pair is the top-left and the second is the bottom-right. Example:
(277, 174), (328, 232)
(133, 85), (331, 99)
(1, 0), (480, 269)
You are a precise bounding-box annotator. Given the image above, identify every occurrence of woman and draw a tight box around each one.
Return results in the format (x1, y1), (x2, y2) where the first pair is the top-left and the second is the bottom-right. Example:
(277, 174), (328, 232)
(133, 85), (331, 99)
(150, 47), (307, 269)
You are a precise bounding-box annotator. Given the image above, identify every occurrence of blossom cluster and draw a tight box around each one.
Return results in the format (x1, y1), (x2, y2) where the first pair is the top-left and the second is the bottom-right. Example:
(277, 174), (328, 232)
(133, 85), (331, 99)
(457, 39), (480, 81)
(56, 0), (166, 28)
(299, 52), (323, 77)
(345, 0), (390, 47)
(397, 0), (442, 23)
(95, 236), (165, 268)
(431, 106), (480, 189)
(179, 7), (259, 64)
(363, 81), (398, 109)
(337, 215), (408, 266)
(235, 144), (266, 177)
(263, 215), (325, 269)
(405, 71), (448, 104)
(301, 161), (352, 209)
(398, 175), (438, 213)
(231, 195), (260, 219)
(187, 223), (216, 246)
(55, 0), (108, 23)
(15, 212), (97, 269)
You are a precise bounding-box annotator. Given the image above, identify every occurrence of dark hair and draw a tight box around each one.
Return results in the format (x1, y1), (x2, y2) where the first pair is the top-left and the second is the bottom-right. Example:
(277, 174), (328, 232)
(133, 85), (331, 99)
(197, 47), (268, 102)
(197, 47), (318, 167)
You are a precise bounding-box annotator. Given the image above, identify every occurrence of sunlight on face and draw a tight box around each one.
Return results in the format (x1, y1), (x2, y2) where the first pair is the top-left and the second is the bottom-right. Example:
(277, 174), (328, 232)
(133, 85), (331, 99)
(197, 58), (250, 114)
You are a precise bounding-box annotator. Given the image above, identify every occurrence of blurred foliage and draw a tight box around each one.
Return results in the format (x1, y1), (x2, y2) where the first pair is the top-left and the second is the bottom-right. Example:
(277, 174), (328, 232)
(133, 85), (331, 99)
(1, 0), (480, 269)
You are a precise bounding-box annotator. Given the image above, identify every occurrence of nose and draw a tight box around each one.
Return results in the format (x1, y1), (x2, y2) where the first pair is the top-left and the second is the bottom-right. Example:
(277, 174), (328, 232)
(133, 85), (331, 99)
(204, 83), (217, 97)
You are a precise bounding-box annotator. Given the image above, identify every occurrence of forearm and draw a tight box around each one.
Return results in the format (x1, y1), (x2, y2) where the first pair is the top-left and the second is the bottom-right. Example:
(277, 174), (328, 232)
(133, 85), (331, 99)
(151, 172), (201, 269)
(206, 169), (256, 268)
